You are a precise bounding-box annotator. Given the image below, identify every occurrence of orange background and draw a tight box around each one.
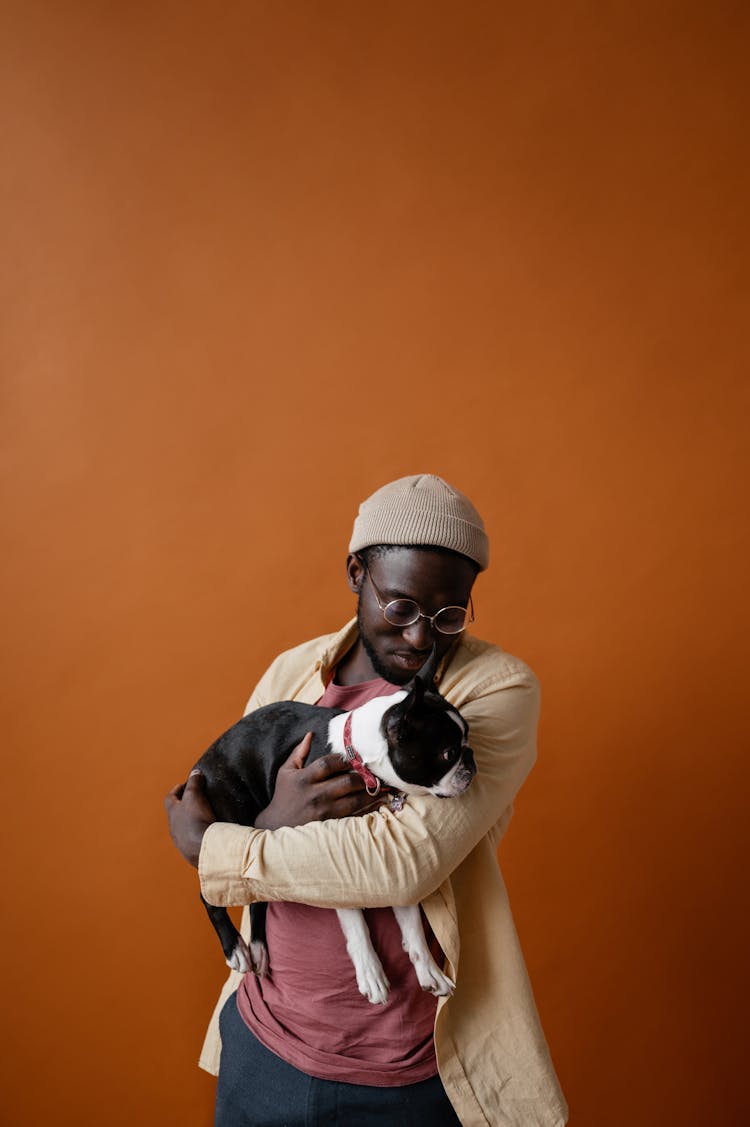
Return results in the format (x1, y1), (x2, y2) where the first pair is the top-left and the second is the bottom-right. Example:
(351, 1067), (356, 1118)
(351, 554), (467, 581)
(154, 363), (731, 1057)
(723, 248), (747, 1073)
(1, 3), (748, 1124)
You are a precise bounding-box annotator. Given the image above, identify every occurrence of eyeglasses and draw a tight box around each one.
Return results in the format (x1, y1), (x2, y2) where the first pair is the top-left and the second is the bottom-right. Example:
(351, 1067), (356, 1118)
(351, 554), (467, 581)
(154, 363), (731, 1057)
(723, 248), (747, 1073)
(363, 565), (474, 635)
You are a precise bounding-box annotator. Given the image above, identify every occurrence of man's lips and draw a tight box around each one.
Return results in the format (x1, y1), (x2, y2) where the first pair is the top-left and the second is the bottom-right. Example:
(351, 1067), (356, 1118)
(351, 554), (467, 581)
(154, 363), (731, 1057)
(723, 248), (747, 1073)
(391, 651), (431, 670)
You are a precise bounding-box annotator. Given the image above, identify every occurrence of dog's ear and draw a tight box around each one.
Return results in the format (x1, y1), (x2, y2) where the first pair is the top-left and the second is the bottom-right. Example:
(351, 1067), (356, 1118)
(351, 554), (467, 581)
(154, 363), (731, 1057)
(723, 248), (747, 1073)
(385, 677), (424, 738)
(403, 675), (425, 713)
(398, 645), (438, 719)
(415, 644), (439, 690)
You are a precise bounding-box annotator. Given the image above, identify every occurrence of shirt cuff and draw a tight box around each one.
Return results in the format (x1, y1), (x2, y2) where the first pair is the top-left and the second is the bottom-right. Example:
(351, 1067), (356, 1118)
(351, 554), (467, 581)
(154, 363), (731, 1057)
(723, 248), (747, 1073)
(198, 821), (261, 907)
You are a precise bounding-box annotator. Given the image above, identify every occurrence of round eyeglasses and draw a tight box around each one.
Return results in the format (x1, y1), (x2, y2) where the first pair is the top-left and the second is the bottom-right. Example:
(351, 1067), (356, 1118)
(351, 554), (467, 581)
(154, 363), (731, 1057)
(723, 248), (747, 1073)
(363, 566), (474, 635)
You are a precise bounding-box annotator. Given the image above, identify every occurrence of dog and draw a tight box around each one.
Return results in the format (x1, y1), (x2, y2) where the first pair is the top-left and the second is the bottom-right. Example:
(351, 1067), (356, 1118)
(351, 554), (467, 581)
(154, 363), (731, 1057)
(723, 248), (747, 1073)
(191, 647), (476, 1005)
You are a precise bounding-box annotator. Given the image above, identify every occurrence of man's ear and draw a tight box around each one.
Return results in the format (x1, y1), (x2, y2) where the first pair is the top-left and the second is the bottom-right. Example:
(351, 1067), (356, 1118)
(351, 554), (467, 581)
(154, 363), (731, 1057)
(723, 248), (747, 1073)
(346, 553), (365, 594)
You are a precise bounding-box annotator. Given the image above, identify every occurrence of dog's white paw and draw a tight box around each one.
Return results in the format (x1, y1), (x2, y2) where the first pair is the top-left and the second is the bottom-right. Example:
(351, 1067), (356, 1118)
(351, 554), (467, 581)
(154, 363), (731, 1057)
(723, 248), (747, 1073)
(337, 908), (391, 1005)
(391, 905), (455, 997)
(413, 956), (455, 997)
(355, 960), (391, 1006)
(250, 939), (270, 978)
(226, 936), (253, 974)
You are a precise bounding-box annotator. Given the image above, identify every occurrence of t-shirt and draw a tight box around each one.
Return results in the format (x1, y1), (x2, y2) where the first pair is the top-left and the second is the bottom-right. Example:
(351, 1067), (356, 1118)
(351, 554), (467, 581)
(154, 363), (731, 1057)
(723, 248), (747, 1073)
(235, 675), (442, 1086)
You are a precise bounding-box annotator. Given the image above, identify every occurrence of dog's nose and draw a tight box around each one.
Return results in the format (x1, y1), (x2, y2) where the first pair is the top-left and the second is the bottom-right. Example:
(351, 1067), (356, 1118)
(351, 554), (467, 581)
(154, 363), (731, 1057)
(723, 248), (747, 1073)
(436, 757), (476, 798)
(457, 755), (477, 788)
(460, 748), (476, 780)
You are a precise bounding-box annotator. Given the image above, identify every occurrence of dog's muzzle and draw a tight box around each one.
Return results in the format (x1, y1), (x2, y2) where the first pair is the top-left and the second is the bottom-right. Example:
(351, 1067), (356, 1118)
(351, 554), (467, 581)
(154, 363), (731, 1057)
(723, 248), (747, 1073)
(435, 750), (476, 798)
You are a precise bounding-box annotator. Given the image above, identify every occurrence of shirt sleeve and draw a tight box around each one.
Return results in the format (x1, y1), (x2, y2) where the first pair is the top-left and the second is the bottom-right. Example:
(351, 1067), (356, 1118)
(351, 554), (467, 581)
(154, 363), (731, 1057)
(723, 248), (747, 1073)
(199, 666), (540, 909)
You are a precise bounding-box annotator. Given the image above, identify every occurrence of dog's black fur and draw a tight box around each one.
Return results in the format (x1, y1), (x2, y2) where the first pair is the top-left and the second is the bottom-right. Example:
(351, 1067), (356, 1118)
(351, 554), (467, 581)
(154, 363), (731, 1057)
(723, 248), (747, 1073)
(192, 649), (475, 976)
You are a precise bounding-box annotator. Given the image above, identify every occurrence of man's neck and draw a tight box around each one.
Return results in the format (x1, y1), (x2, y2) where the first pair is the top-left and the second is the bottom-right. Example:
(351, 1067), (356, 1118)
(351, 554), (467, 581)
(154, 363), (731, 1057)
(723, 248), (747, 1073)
(332, 640), (377, 686)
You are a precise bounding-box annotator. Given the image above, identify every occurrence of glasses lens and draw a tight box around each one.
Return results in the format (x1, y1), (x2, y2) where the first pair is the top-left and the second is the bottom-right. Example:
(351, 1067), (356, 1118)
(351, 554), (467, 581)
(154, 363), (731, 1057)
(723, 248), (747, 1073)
(433, 607), (470, 634)
(383, 599), (420, 627)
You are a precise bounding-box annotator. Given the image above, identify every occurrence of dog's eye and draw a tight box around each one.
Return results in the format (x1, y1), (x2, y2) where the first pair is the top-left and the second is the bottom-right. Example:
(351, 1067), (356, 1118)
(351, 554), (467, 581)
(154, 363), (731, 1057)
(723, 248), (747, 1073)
(440, 748), (454, 762)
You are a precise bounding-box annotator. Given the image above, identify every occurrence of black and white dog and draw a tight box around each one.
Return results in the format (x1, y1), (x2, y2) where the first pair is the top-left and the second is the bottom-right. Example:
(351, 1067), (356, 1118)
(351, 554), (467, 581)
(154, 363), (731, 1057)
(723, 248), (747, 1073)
(192, 649), (475, 1005)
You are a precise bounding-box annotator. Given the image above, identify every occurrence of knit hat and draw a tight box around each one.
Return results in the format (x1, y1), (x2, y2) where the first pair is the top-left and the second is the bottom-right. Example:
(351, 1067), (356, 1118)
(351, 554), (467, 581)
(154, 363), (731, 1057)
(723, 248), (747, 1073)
(349, 474), (489, 571)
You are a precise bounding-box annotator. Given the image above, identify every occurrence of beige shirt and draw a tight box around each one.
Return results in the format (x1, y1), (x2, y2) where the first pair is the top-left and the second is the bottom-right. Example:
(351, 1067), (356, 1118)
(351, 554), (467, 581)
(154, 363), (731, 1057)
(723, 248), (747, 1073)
(198, 620), (568, 1127)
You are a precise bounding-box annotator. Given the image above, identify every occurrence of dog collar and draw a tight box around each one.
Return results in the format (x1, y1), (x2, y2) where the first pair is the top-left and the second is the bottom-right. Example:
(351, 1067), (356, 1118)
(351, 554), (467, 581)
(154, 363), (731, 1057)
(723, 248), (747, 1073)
(343, 713), (382, 797)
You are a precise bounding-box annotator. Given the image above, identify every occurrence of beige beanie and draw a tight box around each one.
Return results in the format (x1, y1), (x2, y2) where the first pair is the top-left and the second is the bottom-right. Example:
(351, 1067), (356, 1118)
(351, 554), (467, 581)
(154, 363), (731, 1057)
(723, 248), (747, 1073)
(349, 474), (489, 571)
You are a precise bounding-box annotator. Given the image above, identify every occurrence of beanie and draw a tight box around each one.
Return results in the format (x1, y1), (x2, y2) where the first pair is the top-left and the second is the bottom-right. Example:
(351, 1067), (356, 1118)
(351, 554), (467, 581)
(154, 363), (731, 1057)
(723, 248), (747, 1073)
(349, 474), (489, 571)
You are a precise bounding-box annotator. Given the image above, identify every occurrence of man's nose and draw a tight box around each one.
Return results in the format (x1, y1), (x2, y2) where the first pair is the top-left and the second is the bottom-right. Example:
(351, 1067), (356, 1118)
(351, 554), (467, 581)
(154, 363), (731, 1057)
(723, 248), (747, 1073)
(401, 616), (434, 649)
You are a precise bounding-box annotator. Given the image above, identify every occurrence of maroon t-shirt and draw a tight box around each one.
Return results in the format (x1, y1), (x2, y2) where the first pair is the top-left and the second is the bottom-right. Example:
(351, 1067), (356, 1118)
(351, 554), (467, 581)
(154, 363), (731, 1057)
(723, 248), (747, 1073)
(236, 676), (442, 1085)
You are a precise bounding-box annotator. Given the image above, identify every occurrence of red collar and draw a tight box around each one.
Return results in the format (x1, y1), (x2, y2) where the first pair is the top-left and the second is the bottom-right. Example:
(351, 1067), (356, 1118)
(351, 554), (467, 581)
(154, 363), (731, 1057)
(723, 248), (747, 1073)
(343, 713), (382, 796)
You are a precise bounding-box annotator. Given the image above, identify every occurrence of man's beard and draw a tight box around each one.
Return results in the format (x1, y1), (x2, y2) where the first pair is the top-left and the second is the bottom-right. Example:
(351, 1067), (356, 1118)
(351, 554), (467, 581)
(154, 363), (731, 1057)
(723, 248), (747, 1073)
(356, 600), (410, 685)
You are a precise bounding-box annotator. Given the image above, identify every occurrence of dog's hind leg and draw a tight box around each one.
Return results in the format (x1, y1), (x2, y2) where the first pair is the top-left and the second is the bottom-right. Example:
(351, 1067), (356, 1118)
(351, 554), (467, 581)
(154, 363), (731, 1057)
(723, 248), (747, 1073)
(336, 908), (390, 1005)
(249, 902), (270, 977)
(392, 905), (455, 997)
(200, 895), (252, 973)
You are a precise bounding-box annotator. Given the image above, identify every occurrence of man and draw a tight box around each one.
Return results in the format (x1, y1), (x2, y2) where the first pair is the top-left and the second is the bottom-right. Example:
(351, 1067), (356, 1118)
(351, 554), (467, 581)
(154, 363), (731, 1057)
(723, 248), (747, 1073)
(166, 474), (567, 1127)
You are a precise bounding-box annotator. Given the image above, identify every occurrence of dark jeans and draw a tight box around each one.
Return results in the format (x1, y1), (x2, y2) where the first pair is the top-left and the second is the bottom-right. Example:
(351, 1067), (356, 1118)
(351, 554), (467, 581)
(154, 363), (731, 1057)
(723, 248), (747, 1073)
(216, 993), (463, 1127)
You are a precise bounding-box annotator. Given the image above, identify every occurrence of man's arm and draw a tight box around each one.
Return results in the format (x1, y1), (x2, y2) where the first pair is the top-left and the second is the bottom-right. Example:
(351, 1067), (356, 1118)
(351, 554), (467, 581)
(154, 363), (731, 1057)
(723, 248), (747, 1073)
(197, 668), (539, 909)
(165, 733), (386, 865)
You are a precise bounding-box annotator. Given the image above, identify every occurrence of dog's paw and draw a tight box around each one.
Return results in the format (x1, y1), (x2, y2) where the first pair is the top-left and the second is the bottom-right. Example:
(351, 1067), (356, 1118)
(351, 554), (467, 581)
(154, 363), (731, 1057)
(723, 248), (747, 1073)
(414, 958), (455, 997)
(354, 959), (391, 1005)
(226, 936), (253, 974)
(359, 971), (390, 1006)
(250, 939), (270, 978)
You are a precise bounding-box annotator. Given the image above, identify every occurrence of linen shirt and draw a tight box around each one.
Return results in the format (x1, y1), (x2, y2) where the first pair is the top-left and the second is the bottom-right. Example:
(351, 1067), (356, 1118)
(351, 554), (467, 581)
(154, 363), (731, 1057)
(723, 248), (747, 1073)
(198, 620), (568, 1127)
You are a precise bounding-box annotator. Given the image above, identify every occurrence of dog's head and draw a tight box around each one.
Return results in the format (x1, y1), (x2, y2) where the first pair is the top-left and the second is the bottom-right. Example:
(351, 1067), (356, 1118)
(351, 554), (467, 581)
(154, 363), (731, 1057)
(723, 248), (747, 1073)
(346, 646), (472, 799)
(342, 647), (476, 798)
(379, 671), (476, 798)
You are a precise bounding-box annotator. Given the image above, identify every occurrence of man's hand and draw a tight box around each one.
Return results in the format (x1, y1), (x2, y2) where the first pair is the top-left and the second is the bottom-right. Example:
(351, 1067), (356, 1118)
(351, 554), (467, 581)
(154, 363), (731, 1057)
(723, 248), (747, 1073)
(254, 732), (387, 830)
(164, 769), (217, 868)
(164, 734), (387, 864)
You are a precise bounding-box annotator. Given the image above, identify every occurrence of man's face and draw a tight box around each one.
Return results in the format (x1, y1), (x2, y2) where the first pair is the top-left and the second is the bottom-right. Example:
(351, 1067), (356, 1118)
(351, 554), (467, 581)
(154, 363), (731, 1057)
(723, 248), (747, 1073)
(347, 547), (477, 685)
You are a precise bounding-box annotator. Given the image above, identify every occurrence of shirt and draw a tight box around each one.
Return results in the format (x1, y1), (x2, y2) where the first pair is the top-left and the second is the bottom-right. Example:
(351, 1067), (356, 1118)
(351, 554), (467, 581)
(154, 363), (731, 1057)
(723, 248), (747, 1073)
(198, 619), (568, 1127)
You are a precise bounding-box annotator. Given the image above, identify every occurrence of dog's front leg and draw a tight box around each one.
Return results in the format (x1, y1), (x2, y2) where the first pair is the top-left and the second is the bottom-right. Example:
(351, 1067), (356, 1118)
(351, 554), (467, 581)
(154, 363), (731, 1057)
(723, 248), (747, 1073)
(336, 908), (390, 1005)
(392, 905), (455, 997)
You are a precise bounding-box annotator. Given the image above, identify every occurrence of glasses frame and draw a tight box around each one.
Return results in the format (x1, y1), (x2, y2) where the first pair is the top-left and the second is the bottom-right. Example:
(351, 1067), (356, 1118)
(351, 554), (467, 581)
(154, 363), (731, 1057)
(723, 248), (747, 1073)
(361, 562), (475, 635)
